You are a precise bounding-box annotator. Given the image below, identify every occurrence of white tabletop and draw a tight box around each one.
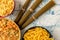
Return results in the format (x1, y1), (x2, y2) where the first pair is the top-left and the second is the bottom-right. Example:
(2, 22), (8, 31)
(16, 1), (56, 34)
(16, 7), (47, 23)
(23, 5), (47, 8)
(6, 0), (60, 40)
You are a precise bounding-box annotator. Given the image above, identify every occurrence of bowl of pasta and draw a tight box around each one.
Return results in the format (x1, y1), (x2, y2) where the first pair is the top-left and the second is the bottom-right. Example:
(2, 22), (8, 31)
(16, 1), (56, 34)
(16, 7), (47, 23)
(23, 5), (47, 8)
(23, 26), (54, 40)
(0, 18), (21, 40)
(0, 0), (14, 18)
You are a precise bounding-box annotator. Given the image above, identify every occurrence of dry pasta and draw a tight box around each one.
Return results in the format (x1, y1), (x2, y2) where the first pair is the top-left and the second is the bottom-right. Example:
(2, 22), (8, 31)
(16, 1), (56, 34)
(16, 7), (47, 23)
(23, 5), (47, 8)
(24, 27), (54, 40)
(0, 18), (20, 40)
(0, 0), (14, 17)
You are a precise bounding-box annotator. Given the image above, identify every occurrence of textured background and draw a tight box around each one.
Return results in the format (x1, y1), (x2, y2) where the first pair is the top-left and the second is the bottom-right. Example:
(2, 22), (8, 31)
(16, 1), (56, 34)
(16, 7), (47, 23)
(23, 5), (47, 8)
(6, 0), (60, 40)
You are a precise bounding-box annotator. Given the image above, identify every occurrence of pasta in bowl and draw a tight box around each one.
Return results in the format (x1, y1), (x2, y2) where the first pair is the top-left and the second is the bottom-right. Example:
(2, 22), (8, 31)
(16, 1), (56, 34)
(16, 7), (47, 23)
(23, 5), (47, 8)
(23, 26), (54, 40)
(0, 18), (21, 40)
(0, 0), (14, 18)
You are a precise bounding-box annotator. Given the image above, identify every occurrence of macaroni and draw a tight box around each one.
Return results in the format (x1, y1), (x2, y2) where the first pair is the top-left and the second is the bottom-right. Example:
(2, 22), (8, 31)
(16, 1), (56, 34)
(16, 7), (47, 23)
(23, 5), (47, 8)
(0, 18), (20, 40)
(0, 0), (14, 16)
(24, 27), (54, 40)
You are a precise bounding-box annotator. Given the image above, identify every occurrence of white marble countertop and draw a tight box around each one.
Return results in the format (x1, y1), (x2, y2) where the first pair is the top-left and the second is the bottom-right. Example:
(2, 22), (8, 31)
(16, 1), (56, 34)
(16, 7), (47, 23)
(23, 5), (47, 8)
(6, 0), (60, 40)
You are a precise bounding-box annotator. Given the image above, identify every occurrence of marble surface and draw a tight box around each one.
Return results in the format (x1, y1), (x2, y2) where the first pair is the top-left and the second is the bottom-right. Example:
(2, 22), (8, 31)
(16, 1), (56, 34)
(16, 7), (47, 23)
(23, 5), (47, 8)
(6, 0), (60, 40)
